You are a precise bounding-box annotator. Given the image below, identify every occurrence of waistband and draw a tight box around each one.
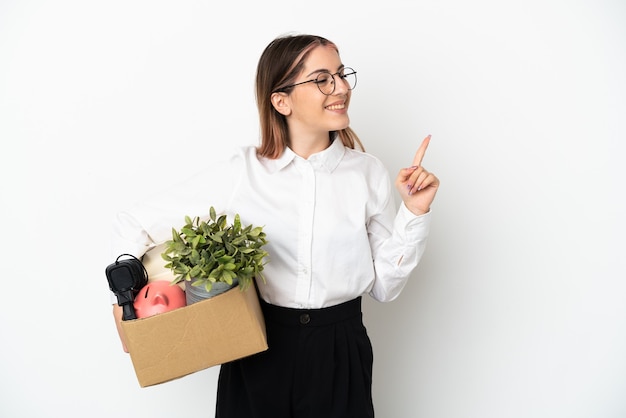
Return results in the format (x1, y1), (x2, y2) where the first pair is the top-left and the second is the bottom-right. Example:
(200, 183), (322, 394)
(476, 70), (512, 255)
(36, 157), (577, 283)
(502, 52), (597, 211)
(260, 297), (362, 327)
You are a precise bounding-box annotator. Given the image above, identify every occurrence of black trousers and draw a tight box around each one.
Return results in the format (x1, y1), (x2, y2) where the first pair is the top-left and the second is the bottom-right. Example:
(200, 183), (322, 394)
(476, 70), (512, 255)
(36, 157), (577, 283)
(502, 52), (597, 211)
(215, 297), (374, 418)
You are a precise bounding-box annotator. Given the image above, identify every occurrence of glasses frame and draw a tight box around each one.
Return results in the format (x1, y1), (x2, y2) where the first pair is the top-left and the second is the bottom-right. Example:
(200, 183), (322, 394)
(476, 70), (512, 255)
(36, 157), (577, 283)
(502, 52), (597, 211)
(275, 67), (357, 95)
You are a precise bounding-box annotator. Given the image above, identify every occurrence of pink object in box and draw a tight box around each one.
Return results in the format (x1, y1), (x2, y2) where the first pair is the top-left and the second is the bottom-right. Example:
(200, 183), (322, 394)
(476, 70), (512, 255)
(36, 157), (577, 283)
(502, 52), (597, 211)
(133, 280), (186, 318)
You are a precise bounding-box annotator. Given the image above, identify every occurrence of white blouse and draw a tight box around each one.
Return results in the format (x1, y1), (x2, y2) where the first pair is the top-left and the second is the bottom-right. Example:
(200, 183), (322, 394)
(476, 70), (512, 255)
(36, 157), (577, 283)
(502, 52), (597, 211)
(110, 139), (431, 309)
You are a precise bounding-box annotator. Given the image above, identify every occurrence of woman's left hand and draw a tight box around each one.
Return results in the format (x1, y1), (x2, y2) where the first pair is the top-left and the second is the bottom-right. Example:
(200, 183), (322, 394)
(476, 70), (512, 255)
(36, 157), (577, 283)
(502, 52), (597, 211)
(395, 135), (440, 216)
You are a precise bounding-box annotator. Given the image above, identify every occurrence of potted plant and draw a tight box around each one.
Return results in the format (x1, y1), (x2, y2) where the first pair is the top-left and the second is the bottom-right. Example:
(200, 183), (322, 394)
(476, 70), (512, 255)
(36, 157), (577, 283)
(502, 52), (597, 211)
(161, 206), (269, 304)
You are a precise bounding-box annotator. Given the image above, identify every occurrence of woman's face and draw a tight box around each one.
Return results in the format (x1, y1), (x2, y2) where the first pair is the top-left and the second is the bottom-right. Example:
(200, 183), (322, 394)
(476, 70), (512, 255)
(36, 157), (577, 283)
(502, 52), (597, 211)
(284, 45), (352, 141)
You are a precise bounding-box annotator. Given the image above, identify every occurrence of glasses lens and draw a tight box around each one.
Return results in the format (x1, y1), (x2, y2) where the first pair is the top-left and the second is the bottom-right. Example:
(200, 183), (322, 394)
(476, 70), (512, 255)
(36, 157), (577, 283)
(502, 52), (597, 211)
(315, 72), (334, 95)
(314, 68), (358, 95)
(341, 68), (357, 91)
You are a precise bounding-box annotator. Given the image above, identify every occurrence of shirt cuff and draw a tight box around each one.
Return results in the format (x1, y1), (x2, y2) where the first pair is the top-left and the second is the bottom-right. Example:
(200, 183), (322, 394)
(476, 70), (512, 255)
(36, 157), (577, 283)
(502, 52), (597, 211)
(397, 203), (432, 240)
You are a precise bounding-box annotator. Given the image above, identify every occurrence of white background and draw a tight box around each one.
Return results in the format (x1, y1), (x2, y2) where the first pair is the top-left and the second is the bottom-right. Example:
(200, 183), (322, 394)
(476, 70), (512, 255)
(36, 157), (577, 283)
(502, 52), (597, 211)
(1, 1), (625, 417)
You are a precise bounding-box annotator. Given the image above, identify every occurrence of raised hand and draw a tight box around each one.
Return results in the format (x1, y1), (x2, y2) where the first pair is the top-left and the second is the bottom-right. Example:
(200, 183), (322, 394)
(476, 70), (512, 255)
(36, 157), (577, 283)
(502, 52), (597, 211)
(395, 135), (440, 216)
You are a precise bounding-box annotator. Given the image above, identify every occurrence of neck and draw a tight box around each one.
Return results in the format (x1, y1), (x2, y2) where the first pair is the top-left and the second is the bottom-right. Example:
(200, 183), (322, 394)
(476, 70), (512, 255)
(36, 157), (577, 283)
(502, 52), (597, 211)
(290, 134), (331, 159)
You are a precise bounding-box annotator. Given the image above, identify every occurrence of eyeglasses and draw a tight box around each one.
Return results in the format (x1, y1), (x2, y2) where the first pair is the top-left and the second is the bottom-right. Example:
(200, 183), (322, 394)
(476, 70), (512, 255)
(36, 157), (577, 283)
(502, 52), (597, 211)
(276, 67), (357, 95)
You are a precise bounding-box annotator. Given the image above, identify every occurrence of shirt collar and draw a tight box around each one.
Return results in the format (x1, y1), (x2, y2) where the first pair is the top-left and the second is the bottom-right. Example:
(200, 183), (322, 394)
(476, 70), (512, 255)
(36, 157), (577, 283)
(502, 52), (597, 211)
(266, 138), (346, 173)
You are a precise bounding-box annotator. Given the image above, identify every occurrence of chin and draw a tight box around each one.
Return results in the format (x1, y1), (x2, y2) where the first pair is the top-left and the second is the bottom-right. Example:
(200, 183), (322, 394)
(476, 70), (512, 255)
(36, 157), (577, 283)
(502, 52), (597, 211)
(334, 115), (350, 131)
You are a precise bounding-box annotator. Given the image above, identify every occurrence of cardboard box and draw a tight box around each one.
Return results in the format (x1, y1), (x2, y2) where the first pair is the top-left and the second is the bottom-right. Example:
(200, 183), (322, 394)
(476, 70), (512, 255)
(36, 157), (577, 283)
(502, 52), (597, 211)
(120, 284), (268, 387)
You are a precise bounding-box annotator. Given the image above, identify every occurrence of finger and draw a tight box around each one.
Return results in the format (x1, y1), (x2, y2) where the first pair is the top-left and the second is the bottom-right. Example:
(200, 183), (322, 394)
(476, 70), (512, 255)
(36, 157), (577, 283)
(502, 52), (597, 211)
(416, 172), (434, 192)
(411, 134), (432, 167)
(408, 169), (429, 194)
(397, 166), (418, 184)
(407, 165), (425, 182)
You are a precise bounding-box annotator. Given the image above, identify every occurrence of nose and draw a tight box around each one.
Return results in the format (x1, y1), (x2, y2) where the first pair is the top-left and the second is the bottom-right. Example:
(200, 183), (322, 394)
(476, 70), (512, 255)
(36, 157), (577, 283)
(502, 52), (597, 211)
(332, 73), (349, 95)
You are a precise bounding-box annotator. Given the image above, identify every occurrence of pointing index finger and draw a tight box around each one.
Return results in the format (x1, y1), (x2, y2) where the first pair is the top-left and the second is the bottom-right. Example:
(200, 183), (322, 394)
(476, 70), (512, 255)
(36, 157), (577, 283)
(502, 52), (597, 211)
(412, 134), (432, 167)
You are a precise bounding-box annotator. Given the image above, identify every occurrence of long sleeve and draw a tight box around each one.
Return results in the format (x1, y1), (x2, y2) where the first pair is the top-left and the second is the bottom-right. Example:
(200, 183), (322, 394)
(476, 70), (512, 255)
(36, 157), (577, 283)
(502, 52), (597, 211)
(367, 172), (432, 302)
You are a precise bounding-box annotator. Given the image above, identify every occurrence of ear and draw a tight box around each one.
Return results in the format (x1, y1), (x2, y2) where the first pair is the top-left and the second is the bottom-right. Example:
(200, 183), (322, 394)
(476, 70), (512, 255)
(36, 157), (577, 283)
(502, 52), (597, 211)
(271, 92), (292, 116)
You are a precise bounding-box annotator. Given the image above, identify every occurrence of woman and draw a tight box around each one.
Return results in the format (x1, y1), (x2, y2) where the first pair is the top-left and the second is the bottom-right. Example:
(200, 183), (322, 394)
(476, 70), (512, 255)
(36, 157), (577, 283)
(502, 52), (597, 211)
(111, 33), (438, 417)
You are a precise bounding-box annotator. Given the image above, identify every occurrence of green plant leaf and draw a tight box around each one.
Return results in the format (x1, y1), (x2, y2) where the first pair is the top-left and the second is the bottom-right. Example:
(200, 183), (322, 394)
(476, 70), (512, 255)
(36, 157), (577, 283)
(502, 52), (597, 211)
(190, 265), (202, 277)
(233, 214), (241, 233)
(218, 255), (233, 263)
(221, 271), (233, 285)
(162, 207), (269, 285)
(248, 227), (263, 238)
(210, 232), (223, 243)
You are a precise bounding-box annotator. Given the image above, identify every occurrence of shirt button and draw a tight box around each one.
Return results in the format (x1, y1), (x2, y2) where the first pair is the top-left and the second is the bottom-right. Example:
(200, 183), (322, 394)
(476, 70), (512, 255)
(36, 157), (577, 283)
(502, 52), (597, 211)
(300, 314), (310, 325)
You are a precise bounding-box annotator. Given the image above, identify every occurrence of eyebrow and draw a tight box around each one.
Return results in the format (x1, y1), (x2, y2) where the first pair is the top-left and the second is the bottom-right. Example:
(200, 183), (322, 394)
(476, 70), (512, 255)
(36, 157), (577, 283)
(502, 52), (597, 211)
(305, 64), (345, 78)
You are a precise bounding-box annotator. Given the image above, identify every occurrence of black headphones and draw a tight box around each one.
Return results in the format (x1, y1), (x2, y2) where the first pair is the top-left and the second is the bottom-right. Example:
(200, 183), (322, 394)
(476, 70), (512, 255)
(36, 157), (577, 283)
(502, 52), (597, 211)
(105, 254), (149, 320)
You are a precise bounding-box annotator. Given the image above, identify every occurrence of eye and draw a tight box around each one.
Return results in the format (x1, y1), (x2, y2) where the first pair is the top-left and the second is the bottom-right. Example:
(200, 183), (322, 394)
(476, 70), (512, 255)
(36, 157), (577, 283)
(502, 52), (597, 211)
(314, 72), (333, 86)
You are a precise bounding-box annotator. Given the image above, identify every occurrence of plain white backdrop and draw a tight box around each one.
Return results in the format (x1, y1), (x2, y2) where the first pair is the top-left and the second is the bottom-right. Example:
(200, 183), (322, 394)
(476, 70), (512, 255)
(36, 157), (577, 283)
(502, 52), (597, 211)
(1, 0), (625, 417)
